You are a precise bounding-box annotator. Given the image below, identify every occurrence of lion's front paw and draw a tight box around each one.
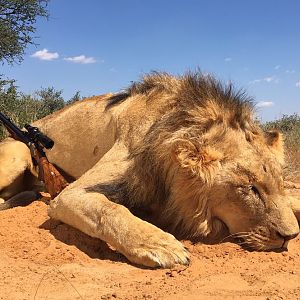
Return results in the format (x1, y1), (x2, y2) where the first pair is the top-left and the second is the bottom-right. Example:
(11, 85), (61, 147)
(120, 225), (189, 268)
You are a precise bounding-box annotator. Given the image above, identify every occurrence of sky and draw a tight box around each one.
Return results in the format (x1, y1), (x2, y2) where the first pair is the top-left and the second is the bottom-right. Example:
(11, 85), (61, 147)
(1, 0), (300, 121)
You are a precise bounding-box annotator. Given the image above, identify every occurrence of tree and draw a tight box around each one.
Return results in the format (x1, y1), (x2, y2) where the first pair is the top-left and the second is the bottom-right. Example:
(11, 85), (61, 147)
(0, 78), (19, 138)
(0, 78), (18, 116)
(35, 87), (65, 118)
(0, 84), (66, 140)
(0, 0), (49, 64)
(66, 91), (82, 105)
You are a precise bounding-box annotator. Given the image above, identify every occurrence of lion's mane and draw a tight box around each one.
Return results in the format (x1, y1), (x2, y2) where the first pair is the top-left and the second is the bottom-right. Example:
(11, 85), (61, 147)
(99, 72), (265, 239)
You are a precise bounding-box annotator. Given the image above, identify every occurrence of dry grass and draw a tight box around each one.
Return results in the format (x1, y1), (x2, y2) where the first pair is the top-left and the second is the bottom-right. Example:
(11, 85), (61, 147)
(263, 114), (300, 182)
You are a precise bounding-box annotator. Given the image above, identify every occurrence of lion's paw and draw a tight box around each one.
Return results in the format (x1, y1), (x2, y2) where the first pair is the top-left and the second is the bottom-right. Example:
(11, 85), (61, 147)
(121, 228), (189, 268)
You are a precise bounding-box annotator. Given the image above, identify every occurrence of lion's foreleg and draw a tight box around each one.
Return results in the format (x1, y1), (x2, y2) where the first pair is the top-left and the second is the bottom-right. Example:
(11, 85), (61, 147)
(48, 187), (189, 268)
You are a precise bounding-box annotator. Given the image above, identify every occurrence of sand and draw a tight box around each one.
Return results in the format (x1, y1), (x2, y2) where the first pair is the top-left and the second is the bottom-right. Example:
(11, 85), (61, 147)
(0, 192), (300, 300)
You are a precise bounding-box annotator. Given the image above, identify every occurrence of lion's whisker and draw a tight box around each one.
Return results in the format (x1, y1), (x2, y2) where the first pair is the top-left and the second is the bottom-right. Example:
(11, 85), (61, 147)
(218, 232), (250, 244)
(251, 232), (269, 242)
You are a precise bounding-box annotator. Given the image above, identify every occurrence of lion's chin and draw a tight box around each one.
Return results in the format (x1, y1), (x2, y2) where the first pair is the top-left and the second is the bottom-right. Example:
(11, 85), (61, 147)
(264, 239), (290, 252)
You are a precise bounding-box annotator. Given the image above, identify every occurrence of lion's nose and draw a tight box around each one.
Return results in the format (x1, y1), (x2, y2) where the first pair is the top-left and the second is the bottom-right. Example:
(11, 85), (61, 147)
(276, 231), (299, 241)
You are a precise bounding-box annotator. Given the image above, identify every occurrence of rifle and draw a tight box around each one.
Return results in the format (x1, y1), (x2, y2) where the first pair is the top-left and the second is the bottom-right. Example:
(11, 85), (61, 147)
(0, 112), (68, 199)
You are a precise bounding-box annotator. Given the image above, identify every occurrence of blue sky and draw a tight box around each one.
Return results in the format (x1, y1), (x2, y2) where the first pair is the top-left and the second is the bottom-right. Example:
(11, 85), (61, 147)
(2, 0), (300, 121)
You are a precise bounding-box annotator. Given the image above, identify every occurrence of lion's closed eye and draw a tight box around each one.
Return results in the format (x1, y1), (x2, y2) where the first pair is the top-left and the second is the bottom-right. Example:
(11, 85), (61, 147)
(245, 185), (267, 207)
(236, 185), (262, 201)
(249, 185), (260, 198)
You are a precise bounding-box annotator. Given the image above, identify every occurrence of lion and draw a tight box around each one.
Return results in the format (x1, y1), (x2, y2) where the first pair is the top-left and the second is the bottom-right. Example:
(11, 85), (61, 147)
(0, 71), (299, 268)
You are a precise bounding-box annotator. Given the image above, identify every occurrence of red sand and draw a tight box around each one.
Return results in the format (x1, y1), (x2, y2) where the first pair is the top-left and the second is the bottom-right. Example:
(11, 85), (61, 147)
(0, 192), (300, 300)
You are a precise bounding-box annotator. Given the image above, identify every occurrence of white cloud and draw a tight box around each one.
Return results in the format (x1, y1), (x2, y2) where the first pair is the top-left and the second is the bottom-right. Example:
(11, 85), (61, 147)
(266, 76), (279, 83)
(249, 79), (262, 84)
(224, 57), (232, 62)
(274, 65), (281, 70)
(286, 69), (296, 74)
(31, 49), (59, 61)
(264, 76), (275, 83)
(249, 76), (279, 84)
(296, 81), (300, 87)
(64, 55), (97, 64)
(256, 101), (274, 108)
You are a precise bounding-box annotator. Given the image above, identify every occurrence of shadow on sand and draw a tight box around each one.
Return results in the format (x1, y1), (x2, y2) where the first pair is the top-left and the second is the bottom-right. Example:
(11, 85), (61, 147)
(40, 218), (129, 264)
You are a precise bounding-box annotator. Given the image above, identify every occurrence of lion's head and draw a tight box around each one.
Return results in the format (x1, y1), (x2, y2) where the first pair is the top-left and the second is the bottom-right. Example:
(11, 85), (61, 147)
(121, 72), (300, 251)
(171, 125), (299, 250)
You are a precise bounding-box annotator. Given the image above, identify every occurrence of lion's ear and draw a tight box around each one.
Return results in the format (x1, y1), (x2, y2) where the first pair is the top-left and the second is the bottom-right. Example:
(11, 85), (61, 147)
(265, 130), (284, 163)
(173, 140), (223, 182)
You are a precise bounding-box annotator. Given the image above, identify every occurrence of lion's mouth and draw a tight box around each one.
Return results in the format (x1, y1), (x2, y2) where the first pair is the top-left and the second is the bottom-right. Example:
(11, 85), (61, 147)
(233, 234), (288, 252)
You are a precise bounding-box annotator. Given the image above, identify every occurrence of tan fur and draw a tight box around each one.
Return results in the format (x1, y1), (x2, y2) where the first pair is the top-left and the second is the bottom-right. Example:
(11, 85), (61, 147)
(0, 71), (299, 268)
(0, 138), (37, 200)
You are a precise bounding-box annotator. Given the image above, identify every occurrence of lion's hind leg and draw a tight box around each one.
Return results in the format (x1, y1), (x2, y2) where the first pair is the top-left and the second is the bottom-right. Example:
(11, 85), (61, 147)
(0, 138), (37, 203)
(0, 191), (41, 211)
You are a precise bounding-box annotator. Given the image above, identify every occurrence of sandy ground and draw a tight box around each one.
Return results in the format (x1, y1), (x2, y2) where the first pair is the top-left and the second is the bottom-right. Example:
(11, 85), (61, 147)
(0, 191), (300, 300)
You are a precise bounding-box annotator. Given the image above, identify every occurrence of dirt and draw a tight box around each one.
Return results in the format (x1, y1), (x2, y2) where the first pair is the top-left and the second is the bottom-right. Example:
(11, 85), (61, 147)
(0, 192), (300, 300)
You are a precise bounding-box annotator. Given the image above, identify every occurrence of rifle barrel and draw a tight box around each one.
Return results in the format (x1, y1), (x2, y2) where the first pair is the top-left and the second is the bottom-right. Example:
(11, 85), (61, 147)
(0, 112), (31, 145)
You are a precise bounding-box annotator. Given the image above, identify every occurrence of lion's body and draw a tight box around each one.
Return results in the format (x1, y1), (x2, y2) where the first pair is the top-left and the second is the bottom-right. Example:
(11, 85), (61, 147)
(0, 72), (299, 267)
(34, 95), (117, 180)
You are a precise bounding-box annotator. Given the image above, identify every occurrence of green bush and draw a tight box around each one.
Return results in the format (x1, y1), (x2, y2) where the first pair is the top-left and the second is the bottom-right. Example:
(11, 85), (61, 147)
(0, 78), (82, 140)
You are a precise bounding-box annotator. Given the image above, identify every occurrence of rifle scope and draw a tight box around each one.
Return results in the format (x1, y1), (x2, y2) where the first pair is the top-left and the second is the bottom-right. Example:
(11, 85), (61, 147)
(25, 124), (54, 149)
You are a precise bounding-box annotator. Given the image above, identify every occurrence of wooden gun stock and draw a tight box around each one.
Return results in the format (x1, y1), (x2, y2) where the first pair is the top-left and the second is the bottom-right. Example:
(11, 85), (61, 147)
(1, 111), (68, 199)
(38, 156), (69, 199)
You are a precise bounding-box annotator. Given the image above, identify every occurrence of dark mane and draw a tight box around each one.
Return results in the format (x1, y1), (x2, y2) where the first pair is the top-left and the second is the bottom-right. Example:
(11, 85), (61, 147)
(106, 71), (255, 131)
(127, 71), (178, 95)
(177, 72), (256, 131)
(179, 71), (254, 110)
(105, 71), (179, 109)
(105, 92), (130, 109)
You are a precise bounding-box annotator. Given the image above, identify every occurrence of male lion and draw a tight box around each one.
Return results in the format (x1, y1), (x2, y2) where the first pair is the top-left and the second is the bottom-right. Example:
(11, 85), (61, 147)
(0, 72), (299, 268)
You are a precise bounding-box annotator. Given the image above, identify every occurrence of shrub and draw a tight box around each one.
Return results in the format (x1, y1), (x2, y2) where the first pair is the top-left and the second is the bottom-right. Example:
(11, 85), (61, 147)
(0, 79), (66, 140)
(263, 114), (300, 181)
